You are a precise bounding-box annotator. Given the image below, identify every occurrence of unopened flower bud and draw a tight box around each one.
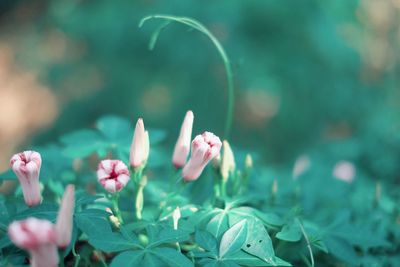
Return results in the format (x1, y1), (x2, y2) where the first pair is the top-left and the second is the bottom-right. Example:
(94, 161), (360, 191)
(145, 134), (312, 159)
(10, 151), (42, 206)
(245, 154), (253, 170)
(97, 160), (130, 193)
(332, 161), (355, 183)
(55, 185), (75, 248)
(182, 132), (222, 182)
(130, 118), (150, 169)
(106, 208), (121, 228)
(220, 140), (235, 181)
(172, 207), (181, 230)
(272, 179), (278, 195)
(172, 111), (194, 168)
(292, 155), (310, 179)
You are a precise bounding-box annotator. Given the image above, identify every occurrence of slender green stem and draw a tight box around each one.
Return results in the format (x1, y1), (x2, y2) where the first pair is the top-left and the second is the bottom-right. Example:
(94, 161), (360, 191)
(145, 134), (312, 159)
(139, 15), (235, 138)
(72, 245), (81, 267)
(112, 193), (124, 224)
(220, 179), (227, 198)
(296, 218), (315, 267)
(134, 172), (147, 220)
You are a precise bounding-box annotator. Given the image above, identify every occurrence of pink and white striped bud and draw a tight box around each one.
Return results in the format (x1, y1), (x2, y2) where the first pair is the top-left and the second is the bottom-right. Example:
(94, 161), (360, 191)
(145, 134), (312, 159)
(130, 118), (150, 168)
(333, 161), (356, 183)
(55, 185), (75, 248)
(8, 217), (59, 267)
(182, 132), (222, 181)
(172, 111), (194, 168)
(97, 160), (130, 193)
(10, 151), (42, 206)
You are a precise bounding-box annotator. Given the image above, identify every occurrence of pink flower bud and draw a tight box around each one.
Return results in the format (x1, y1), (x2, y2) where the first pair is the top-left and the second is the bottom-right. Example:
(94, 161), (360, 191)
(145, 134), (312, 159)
(8, 217), (59, 267)
(292, 155), (311, 179)
(172, 111), (194, 168)
(130, 118), (150, 168)
(182, 132), (222, 181)
(55, 185), (75, 248)
(97, 160), (130, 193)
(10, 151), (42, 206)
(333, 161), (355, 183)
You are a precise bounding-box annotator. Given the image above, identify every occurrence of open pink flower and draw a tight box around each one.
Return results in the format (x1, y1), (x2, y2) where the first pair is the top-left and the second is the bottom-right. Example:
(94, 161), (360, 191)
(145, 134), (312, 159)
(182, 132), (222, 181)
(10, 151), (42, 206)
(8, 217), (59, 267)
(130, 118), (150, 168)
(55, 185), (75, 248)
(172, 111), (194, 168)
(97, 159), (130, 193)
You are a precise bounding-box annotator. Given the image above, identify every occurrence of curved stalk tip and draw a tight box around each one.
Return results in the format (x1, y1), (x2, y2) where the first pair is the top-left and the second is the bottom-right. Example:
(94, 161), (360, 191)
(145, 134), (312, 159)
(139, 14), (235, 138)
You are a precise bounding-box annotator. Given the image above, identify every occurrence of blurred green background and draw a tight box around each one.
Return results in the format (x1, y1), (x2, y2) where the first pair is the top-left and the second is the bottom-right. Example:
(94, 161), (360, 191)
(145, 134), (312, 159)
(0, 0), (399, 181)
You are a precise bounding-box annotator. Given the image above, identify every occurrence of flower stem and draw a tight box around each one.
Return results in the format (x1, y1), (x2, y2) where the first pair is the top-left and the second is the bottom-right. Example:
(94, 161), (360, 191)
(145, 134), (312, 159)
(112, 193), (124, 224)
(72, 245), (81, 267)
(134, 174), (147, 220)
(139, 15), (235, 138)
(296, 218), (314, 267)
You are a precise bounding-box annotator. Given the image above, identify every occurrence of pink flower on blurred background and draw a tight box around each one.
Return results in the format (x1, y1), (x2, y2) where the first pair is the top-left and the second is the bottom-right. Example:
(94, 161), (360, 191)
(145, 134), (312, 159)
(332, 161), (356, 183)
(8, 218), (58, 267)
(182, 131), (222, 181)
(172, 110), (194, 168)
(10, 151), (42, 206)
(97, 159), (130, 193)
(8, 184), (75, 266)
(130, 118), (150, 168)
(55, 185), (75, 248)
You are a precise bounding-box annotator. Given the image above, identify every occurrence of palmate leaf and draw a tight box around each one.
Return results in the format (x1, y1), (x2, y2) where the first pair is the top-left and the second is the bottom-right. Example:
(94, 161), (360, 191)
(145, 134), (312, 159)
(226, 250), (291, 267)
(110, 248), (194, 267)
(110, 250), (145, 267)
(219, 219), (248, 258)
(152, 247), (194, 267)
(242, 219), (276, 265)
(275, 221), (301, 242)
(195, 230), (218, 255)
(88, 232), (140, 252)
(11, 204), (58, 222)
(75, 209), (112, 237)
(206, 210), (229, 239)
(145, 221), (191, 248)
(204, 206), (283, 240)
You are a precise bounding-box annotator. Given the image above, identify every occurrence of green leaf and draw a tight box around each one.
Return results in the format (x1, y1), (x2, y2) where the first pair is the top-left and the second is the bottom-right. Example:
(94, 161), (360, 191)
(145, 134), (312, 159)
(60, 129), (105, 158)
(206, 210), (229, 239)
(110, 250), (145, 267)
(75, 212), (112, 237)
(0, 169), (17, 181)
(89, 232), (138, 252)
(151, 247), (194, 267)
(275, 222), (301, 242)
(219, 219), (248, 258)
(324, 236), (360, 265)
(11, 204), (58, 222)
(147, 226), (190, 248)
(96, 115), (132, 142)
(242, 219), (276, 265)
(226, 250), (291, 266)
(75, 193), (103, 207)
(195, 230), (218, 255)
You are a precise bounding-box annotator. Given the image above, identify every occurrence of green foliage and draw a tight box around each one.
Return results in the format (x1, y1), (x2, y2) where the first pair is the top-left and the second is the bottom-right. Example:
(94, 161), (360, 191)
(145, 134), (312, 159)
(1, 3), (400, 266)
